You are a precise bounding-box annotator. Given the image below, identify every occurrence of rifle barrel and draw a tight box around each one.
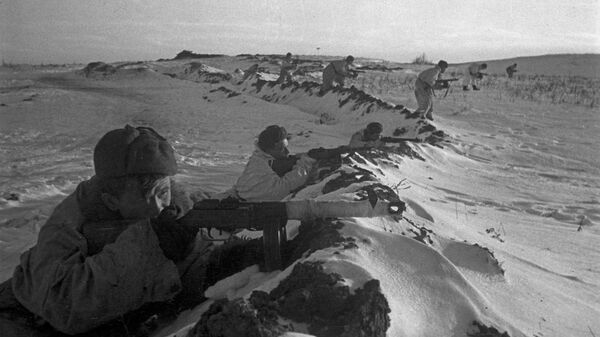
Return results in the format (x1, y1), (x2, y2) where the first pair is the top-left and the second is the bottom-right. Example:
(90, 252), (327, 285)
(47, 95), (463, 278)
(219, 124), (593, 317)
(179, 199), (405, 228)
(380, 137), (420, 143)
(286, 199), (404, 220)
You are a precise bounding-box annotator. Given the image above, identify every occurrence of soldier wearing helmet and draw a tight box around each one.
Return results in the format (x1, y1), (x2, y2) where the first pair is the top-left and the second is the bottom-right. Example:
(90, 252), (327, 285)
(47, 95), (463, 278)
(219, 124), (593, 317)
(414, 60), (449, 121)
(319, 55), (356, 94)
(1, 125), (215, 335)
(349, 122), (384, 148)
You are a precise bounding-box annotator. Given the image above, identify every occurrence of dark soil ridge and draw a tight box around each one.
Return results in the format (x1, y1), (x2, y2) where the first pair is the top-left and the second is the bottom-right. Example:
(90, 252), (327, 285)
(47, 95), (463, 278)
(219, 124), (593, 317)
(237, 74), (449, 146)
(187, 153), (410, 336)
(250, 77), (419, 120)
(187, 262), (391, 337)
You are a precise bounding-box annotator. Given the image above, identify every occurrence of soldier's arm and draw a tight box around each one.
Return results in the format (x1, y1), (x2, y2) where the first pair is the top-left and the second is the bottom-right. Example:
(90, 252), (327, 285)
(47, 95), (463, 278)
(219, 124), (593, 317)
(12, 217), (180, 334)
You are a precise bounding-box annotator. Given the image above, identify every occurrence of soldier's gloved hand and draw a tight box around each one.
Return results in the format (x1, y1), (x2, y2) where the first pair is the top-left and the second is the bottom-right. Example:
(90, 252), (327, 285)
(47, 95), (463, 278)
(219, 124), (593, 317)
(151, 208), (199, 262)
(296, 153), (317, 170)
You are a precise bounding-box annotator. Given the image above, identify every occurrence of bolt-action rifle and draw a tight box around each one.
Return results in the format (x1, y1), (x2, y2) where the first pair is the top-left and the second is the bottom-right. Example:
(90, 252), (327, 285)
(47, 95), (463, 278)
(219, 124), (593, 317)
(476, 72), (489, 79)
(380, 136), (421, 143)
(184, 198), (404, 270)
(349, 69), (366, 78)
(433, 78), (460, 97)
(83, 198), (405, 271)
(270, 146), (353, 178)
(270, 140), (420, 178)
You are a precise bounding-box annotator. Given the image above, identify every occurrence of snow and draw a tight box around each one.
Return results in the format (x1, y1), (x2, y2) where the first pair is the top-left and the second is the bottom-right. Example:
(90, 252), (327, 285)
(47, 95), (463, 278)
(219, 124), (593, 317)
(1, 55), (599, 337)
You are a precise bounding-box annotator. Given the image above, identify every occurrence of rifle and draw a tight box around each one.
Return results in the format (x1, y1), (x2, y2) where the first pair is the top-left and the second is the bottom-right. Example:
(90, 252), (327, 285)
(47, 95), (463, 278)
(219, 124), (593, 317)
(180, 198), (404, 270)
(271, 141), (418, 178)
(476, 72), (488, 79)
(270, 146), (353, 177)
(349, 69), (366, 78)
(306, 145), (352, 160)
(433, 78), (460, 97)
(380, 136), (421, 144)
(83, 198), (405, 271)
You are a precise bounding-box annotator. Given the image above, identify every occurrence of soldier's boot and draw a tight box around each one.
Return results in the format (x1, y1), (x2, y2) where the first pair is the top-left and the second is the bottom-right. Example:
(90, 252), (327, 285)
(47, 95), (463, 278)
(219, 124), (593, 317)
(462, 86), (470, 91)
(472, 85), (480, 91)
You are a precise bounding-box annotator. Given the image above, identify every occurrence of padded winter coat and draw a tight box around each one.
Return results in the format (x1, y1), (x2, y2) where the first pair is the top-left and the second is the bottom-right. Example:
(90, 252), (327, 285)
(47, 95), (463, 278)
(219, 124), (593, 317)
(416, 65), (442, 88)
(10, 176), (182, 334)
(234, 146), (316, 201)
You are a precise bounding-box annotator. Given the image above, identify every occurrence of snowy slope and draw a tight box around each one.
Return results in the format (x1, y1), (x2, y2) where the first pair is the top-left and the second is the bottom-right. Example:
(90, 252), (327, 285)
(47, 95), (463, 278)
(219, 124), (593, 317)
(1, 56), (599, 337)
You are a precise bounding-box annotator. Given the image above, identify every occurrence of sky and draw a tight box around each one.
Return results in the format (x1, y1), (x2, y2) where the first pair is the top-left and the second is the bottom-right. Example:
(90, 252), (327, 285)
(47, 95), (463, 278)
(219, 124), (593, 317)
(1, 0), (599, 64)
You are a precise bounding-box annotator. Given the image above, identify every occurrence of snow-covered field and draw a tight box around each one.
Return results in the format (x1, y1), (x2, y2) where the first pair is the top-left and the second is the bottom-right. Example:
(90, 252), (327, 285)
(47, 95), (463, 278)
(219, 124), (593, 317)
(1, 55), (598, 337)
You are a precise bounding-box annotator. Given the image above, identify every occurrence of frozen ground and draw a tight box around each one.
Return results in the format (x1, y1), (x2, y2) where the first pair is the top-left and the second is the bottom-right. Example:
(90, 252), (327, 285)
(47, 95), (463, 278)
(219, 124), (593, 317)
(0, 56), (598, 337)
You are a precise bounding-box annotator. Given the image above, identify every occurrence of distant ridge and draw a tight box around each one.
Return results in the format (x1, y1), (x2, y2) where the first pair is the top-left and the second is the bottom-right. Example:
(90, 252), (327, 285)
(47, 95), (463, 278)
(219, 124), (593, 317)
(454, 53), (600, 78)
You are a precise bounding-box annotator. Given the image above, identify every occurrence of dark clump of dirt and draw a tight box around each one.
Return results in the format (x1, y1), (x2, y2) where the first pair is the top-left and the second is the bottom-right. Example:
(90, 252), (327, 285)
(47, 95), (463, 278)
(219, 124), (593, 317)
(292, 80), (321, 94)
(402, 217), (435, 245)
(387, 142), (425, 161)
(186, 294), (290, 337)
(336, 86), (410, 117)
(285, 220), (358, 262)
(254, 78), (269, 93)
(271, 262), (390, 337)
(82, 62), (116, 77)
(473, 243), (505, 275)
(172, 50), (225, 60)
(190, 262), (391, 337)
(209, 86), (241, 98)
(321, 167), (376, 195)
(355, 183), (401, 203)
(467, 321), (511, 337)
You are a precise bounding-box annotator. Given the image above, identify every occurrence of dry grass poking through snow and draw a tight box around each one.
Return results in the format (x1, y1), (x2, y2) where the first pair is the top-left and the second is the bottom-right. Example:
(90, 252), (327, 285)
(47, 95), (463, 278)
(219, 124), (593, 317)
(474, 74), (600, 108)
(336, 69), (600, 109)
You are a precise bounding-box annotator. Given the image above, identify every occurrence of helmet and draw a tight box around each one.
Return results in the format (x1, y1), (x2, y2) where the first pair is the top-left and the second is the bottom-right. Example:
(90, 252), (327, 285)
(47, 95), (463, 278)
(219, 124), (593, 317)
(366, 122), (383, 135)
(258, 125), (290, 151)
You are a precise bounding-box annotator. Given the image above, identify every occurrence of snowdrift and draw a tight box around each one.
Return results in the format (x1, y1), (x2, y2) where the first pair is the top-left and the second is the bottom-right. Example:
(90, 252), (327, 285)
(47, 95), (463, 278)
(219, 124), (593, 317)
(157, 148), (522, 337)
(137, 59), (444, 143)
(73, 60), (517, 336)
(3, 57), (598, 337)
(235, 72), (441, 141)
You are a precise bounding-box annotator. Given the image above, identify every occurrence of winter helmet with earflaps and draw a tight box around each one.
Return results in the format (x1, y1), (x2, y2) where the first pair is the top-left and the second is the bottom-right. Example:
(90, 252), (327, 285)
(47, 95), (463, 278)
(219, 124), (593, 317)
(257, 125), (291, 151)
(366, 122), (383, 135)
(93, 125), (177, 178)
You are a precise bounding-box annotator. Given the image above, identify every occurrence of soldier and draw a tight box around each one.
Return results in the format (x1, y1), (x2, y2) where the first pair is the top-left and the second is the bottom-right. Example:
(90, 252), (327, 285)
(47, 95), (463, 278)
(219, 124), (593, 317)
(462, 62), (487, 91)
(0, 125), (221, 335)
(414, 60), (449, 121)
(506, 63), (517, 78)
(233, 125), (318, 201)
(349, 122), (384, 148)
(319, 55), (355, 94)
(276, 52), (297, 84)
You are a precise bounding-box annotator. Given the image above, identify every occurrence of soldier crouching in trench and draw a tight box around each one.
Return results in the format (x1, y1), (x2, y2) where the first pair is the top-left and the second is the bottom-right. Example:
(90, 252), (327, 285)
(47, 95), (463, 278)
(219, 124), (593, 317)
(0, 125), (262, 336)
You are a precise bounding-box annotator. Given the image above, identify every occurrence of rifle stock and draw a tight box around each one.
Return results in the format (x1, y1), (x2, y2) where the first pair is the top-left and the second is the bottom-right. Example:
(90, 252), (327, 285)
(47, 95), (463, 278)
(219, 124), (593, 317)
(380, 136), (420, 143)
(306, 146), (352, 160)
